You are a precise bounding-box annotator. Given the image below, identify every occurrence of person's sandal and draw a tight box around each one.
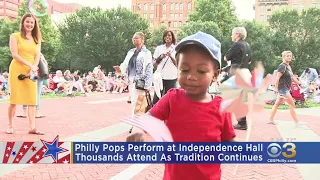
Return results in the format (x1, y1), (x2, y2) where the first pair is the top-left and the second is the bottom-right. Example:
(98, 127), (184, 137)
(28, 129), (45, 135)
(5, 127), (14, 134)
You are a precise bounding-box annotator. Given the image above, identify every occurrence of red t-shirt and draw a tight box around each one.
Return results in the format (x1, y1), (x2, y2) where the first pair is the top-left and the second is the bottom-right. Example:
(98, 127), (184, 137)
(149, 88), (236, 180)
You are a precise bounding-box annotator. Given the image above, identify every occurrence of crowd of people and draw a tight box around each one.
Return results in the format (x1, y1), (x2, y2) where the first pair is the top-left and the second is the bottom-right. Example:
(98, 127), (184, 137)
(0, 67), (129, 99)
(48, 67), (128, 96)
(0, 70), (9, 99)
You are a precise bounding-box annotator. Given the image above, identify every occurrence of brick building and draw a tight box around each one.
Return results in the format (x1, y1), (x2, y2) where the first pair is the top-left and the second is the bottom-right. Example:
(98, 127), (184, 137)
(254, 0), (320, 24)
(131, 0), (196, 32)
(0, 0), (81, 20)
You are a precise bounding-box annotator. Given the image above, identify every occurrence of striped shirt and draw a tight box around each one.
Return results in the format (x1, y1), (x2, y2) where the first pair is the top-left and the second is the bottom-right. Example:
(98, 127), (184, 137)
(153, 44), (178, 80)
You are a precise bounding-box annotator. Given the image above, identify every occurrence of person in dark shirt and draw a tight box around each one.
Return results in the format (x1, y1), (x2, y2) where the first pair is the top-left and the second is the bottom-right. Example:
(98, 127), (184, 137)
(224, 27), (252, 69)
(269, 51), (306, 126)
(223, 27), (252, 130)
(88, 78), (98, 92)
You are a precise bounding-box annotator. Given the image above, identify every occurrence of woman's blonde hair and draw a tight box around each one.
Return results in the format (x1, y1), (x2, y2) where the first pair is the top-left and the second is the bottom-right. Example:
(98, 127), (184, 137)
(281, 51), (292, 59)
(64, 70), (71, 76)
(134, 32), (145, 40)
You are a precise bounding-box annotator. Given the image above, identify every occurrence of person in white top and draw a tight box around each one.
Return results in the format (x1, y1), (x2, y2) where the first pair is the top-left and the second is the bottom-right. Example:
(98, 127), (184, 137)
(53, 70), (73, 96)
(93, 65), (101, 74)
(152, 30), (178, 105)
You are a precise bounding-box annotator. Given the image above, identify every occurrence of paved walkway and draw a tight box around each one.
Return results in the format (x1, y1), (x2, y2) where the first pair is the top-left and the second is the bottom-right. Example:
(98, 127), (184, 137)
(0, 93), (319, 180)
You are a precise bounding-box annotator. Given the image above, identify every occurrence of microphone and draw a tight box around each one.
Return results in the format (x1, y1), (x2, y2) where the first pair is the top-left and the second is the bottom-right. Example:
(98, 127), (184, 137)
(18, 74), (38, 82)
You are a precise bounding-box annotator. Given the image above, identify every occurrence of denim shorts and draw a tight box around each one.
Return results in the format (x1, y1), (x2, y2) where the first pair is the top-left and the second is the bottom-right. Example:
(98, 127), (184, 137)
(278, 89), (290, 95)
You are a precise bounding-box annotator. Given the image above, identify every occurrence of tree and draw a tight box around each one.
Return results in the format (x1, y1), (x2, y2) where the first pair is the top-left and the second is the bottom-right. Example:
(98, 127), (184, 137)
(56, 6), (149, 72)
(0, 46), (11, 71)
(188, 0), (238, 35)
(0, 19), (17, 70)
(145, 25), (167, 54)
(269, 8), (320, 74)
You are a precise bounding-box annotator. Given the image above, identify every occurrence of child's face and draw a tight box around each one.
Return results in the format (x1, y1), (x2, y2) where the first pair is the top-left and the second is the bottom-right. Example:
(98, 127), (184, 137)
(177, 49), (217, 96)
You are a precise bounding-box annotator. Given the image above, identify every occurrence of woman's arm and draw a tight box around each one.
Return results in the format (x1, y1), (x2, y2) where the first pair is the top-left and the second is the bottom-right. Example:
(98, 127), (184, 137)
(168, 52), (177, 66)
(274, 72), (283, 93)
(9, 35), (33, 67)
(120, 51), (132, 75)
(153, 46), (160, 59)
(292, 75), (301, 85)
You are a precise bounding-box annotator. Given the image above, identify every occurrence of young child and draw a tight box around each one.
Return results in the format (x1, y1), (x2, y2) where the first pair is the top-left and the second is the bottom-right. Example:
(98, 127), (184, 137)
(126, 32), (236, 180)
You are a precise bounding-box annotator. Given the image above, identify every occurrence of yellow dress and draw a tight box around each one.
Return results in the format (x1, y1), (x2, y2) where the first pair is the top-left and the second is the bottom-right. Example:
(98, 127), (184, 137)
(9, 32), (38, 105)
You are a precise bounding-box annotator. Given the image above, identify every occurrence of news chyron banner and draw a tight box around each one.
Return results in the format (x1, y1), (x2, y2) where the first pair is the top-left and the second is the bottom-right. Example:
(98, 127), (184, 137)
(0, 136), (71, 164)
(1, 136), (320, 164)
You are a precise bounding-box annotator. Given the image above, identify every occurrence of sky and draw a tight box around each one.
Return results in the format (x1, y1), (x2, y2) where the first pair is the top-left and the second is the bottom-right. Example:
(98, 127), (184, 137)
(54, 0), (255, 20)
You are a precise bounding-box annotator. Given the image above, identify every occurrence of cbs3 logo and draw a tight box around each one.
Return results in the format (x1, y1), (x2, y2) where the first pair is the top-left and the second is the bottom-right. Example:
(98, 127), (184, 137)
(267, 143), (296, 158)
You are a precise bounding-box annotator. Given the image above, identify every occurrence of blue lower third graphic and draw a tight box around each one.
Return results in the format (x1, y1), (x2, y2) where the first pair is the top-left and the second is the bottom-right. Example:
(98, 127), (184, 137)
(71, 142), (320, 164)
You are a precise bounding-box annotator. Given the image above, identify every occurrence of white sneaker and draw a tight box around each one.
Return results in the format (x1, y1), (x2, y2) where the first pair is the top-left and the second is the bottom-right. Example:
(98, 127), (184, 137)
(267, 120), (277, 125)
(296, 121), (307, 126)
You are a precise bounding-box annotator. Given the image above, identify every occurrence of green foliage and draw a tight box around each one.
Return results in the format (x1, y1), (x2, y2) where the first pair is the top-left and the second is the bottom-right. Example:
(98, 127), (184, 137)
(56, 6), (149, 72)
(264, 99), (320, 110)
(0, 46), (11, 69)
(189, 0), (238, 35)
(0, 19), (18, 47)
(178, 21), (223, 39)
(0, 19), (17, 70)
(269, 8), (320, 74)
(145, 25), (167, 54)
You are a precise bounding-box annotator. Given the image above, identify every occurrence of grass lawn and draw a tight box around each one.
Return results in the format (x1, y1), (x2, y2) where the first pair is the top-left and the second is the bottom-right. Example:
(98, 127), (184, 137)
(0, 92), (81, 103)
(264, 100), (320, 110)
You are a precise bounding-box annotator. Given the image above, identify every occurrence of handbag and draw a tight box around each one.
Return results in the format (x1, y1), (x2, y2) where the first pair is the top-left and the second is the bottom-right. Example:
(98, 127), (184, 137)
(128, 89), (153, 134)
(38, 57), (49, 79)
(135, 79), (145, 90)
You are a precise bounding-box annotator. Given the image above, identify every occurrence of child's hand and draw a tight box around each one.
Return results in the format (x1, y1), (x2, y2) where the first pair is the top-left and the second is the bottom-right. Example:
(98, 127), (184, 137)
(126, 132), (145, 142)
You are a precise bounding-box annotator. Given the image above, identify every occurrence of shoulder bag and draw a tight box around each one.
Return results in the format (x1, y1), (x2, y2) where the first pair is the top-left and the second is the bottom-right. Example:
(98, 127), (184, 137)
(38, 57), (49, 79)
(132, 49), (146, 90)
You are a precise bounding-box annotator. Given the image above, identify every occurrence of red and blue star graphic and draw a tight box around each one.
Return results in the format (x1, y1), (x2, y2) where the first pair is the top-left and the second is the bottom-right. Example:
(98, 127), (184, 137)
(40, 135), (68, 162)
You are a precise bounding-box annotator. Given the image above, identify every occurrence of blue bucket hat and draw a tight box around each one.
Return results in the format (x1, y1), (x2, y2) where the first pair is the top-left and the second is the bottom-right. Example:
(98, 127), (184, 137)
(175, 31), (222, 68)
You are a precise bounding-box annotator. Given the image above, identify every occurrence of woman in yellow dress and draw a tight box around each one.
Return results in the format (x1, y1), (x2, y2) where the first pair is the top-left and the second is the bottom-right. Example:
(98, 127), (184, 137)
(6, 13), (44, 135)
